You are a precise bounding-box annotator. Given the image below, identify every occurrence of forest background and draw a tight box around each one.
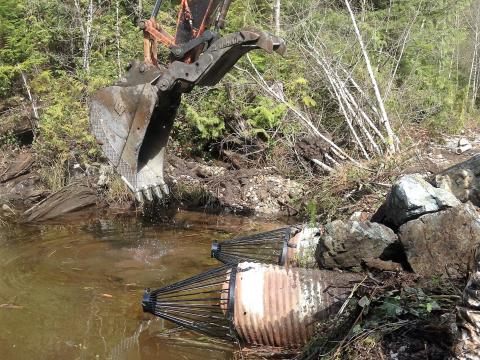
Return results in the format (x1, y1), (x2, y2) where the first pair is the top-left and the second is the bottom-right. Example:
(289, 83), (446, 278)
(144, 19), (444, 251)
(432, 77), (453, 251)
(1, 0), (479, 216)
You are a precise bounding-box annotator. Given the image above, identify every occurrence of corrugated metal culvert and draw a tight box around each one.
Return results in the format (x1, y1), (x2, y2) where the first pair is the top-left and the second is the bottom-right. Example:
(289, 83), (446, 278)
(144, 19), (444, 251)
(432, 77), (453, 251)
(233, 262), (361, 347)
(142, 262), (362, 347)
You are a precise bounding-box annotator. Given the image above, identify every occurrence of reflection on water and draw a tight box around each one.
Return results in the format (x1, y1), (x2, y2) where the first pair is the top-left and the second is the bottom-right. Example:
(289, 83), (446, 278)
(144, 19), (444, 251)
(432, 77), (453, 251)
(0, 210), (285, 360)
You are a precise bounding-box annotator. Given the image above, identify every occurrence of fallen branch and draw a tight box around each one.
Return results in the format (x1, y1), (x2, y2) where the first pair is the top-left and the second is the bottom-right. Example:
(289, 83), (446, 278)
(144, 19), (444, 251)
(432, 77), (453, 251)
(311, 158), (334, 173)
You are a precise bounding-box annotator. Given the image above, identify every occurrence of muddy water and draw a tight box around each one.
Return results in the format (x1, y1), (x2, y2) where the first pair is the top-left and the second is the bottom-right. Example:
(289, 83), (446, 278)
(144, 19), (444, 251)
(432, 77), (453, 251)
(0, 211), (285, 360)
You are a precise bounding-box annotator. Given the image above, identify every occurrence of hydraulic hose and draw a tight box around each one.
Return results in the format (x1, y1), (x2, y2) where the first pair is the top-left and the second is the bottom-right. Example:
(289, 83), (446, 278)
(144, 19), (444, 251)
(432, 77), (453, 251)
(151, 0), (164, 19)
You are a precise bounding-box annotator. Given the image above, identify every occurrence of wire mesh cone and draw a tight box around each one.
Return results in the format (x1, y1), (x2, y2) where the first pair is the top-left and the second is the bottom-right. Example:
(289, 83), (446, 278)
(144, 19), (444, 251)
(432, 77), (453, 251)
(142, 266), (237, 340)
(211, 227), (292, 265)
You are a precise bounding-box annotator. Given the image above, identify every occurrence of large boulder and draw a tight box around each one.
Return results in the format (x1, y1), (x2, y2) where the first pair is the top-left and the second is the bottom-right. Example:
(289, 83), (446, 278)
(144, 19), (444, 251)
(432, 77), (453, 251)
(435, 154), (480, 207)
(372, 174), (460, 229)
(398, 203), (480, 279)
(315, 220), (398, 269)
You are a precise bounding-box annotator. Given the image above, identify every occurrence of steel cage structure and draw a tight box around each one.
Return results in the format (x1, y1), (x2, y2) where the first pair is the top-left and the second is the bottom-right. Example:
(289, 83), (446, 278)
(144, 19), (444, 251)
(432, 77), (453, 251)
(211, 227), (292, 266)
(142, 265), (237, 340)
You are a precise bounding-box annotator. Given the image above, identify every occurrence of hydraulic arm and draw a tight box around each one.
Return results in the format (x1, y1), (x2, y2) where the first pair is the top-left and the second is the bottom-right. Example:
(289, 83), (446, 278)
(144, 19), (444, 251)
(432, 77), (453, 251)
(89, 0), (285, 202)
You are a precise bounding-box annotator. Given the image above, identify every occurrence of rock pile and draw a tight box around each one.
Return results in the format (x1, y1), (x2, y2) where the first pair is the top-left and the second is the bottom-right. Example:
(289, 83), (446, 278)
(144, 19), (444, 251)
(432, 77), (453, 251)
(299, 155), (480, 359)
(289, 155), (480, 281)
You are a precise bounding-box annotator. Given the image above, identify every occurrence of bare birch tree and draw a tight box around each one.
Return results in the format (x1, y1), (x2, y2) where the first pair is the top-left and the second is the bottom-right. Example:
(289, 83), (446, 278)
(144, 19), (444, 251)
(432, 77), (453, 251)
(273, 0), (281, 35)
(344, 0), (398, 153)
(74, 0), (94, 74)
(467, 1), (480, 109)
(20, 71), (39, 138)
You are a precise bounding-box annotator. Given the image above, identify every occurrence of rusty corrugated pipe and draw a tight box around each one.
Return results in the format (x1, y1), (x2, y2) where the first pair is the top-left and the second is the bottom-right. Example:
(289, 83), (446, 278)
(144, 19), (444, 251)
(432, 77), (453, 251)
(232, 262), (363, 347)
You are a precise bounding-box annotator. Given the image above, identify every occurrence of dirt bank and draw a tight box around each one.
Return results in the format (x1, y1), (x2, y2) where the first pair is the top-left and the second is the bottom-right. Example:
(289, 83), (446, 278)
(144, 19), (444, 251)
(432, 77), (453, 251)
(0, 148), (304, 221)
(0, 128), (478, 223)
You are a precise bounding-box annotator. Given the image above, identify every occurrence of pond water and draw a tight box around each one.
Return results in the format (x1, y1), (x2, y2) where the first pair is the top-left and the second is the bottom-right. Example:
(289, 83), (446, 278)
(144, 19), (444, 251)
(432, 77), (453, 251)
(0, 210), (285, 360)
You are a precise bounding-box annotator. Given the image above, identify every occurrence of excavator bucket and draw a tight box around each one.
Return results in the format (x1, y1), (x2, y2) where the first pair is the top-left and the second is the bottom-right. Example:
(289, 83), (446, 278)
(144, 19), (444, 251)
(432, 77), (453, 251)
(90, 30), (285, 202)
(90, 62), (177, 201)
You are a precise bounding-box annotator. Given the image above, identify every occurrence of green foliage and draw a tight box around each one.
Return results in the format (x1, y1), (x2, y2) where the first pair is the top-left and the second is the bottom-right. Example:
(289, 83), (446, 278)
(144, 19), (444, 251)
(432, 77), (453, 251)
(185, 103), (225, 140)
(0, 0), (479, 194)
(306, 201), (318, 226)
(31, 70), (98, 163)
(364, 0), (472, 131)
(243, 96), (287, 137)
(0, 131), (20, 149)
(0, 0), (49, 95)
(360, 287), (441, 329)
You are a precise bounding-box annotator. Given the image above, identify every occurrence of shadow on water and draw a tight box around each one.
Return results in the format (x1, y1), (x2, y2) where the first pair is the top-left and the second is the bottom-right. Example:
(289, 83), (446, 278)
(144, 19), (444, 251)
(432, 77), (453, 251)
(0, 210), (286, 360)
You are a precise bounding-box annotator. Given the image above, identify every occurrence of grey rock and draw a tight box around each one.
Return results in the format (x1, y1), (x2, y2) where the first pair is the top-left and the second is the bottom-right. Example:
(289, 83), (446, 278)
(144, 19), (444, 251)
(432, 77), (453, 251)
(315, 220), (398, 269)
(435, 154), (480, 206)
(372, 174), (460, 229)
(97, 165), (114, 187)
(399, 203), (480, 279)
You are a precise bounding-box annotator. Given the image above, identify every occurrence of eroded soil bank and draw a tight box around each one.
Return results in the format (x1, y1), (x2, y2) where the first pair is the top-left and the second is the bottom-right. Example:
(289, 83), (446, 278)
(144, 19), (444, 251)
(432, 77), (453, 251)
(1, 129), (479, 223)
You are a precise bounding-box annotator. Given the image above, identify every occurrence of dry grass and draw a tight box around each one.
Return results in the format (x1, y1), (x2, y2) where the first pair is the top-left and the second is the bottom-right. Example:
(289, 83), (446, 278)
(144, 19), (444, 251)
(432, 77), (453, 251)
(295, 145), (423, 222)
(105, 174), (133, 205)
(38, 157), (69, 192)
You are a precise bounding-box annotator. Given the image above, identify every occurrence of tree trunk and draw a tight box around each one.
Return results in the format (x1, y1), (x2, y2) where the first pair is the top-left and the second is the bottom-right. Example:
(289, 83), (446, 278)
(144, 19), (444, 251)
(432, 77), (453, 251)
(82, 0), (93, 73)
(115, 0), (122, 77)
(344, 0), (398, 154)
(469, 30), (479, 108)
(273, 0), (281, 35)
(135, 0), (143, 23)
(20, 71), (39, 128)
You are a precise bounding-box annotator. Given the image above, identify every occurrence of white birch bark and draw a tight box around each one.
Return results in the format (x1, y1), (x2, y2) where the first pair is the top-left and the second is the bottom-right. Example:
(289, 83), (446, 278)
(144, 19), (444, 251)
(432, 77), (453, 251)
(82, 0), (93, 73)
(471, 30), (479, 108)
(344, 0), (398, 153)
(273, 0), (281, 35)
(115, 0), (122, 77)
(20, 71), (39, 137)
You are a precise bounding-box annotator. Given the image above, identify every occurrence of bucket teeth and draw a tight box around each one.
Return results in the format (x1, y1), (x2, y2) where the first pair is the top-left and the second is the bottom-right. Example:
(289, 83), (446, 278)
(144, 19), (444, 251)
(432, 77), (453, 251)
(160, 182), (169, 196)
(135, 190), (144, 203)
(143, 187), (154, 202)
(153, 185), (163, 200)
